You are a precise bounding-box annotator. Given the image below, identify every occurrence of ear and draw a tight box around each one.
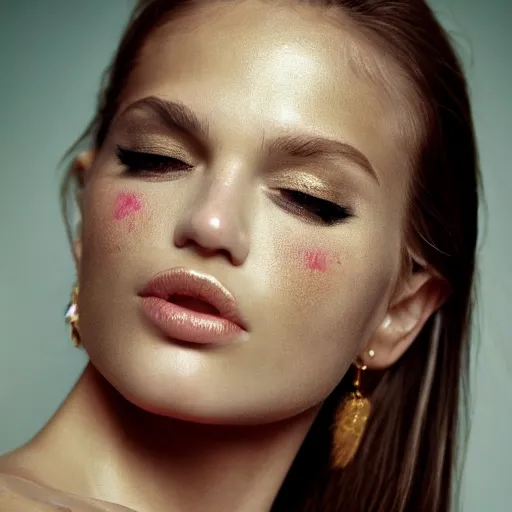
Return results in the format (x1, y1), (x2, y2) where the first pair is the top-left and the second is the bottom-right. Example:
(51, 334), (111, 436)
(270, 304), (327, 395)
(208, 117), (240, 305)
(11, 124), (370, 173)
(71, 149), (96, 269)
(361, 268), (450, 369)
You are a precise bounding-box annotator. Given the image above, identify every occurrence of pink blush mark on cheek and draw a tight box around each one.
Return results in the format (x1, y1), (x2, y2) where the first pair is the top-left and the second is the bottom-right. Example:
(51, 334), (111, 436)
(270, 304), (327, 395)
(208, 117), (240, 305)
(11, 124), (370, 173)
(302, 249), (330, 273)
(114, 192), (142, 221)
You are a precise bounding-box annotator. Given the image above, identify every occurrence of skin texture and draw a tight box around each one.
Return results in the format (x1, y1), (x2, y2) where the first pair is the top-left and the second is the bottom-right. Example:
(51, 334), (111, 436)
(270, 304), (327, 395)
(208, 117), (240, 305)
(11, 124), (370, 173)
(0, 1), (444, 511)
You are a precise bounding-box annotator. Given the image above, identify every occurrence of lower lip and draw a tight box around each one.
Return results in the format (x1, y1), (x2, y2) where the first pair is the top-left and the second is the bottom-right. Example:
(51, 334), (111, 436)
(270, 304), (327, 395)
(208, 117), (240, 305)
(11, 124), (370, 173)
(140, 297), (245, 345)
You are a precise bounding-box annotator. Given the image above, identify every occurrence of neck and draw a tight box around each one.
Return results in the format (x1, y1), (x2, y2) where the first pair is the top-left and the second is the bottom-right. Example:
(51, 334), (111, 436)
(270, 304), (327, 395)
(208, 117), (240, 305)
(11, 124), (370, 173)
(19, 363), (320, 512)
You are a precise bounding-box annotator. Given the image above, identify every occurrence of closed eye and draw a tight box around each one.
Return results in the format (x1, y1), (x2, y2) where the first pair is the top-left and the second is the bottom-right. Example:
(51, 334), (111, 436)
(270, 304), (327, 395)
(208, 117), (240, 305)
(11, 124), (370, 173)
(116, 146), (192, 174)
(274, 189), (353, 225)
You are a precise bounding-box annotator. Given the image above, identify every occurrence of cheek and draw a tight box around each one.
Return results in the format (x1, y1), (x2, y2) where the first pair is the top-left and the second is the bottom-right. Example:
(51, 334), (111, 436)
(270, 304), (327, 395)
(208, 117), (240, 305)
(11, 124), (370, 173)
(113, 191), (144, 232)
(82, 187), (150, 255)
(275, 236), (394, 338)
(298, 248), (340, 273)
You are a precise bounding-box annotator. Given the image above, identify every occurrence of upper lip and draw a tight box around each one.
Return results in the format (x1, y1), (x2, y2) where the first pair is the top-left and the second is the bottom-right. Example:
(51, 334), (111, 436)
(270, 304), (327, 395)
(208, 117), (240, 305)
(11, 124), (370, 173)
(139, 267), (248, 330)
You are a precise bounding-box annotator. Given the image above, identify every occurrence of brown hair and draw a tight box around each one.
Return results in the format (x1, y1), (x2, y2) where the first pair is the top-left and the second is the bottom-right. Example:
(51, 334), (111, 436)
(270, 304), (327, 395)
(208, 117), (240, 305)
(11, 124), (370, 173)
(60, 1), (480, 511)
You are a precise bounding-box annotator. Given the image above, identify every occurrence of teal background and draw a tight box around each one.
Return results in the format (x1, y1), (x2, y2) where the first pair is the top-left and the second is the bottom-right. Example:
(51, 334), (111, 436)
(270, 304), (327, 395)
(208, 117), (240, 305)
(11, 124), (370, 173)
(0, 1), (510, 509)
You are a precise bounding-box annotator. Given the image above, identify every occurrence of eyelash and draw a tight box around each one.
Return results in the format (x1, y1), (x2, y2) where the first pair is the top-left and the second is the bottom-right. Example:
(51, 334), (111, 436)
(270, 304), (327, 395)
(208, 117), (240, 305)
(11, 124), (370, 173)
(116, 146), (353, 225)
(275, 190), (353, 225)
(116, 146), (192, 173)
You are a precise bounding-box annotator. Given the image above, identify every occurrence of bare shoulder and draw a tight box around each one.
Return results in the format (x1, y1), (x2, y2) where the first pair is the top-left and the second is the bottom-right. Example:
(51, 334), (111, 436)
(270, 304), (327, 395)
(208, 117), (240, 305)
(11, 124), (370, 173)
(0, 452), (136, 512)
(0, 472), (132, 512)
(0, 453), (71, 510)
(0, 472), (72, 511)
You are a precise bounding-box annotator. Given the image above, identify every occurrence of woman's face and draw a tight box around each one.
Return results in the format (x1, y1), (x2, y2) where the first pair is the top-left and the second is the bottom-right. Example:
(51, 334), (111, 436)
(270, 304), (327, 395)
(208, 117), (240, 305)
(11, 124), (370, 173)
(76, 0), (414, 424)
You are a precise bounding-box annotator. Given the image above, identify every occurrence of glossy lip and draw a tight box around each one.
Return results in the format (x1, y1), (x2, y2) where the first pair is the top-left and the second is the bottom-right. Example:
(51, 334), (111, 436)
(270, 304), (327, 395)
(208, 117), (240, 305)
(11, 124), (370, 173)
(139, 267), (248, 344)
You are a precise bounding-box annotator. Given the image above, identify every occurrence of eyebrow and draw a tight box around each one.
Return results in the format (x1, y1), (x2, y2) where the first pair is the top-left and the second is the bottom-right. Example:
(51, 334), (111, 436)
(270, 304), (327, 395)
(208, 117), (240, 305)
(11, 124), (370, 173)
(119, 96), (210, 142)
(119, 96), (378, 183)
(264, 135), (378, 183)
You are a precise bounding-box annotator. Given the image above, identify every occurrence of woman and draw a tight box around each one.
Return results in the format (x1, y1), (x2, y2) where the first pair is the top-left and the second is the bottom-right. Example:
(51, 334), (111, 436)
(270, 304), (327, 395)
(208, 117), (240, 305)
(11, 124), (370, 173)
(0, 0), (479, 511)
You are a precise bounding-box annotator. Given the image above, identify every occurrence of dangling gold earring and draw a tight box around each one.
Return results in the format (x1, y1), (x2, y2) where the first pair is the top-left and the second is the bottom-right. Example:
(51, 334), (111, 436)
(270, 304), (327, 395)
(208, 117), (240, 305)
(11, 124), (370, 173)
(65, 284), (81, 347)
(331, 350), (374, 469)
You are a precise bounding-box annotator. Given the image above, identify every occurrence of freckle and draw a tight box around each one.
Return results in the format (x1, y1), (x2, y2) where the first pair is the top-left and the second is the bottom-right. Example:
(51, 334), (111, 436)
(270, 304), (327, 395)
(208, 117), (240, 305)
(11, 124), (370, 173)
(303, 249), (329, 273)
(114, 192), (142, 221)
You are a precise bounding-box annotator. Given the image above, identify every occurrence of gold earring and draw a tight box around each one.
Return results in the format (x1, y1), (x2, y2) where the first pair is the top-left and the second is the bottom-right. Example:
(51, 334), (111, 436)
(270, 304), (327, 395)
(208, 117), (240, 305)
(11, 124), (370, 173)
(331, 354), (373, 469)
(65, 285), (81, 347)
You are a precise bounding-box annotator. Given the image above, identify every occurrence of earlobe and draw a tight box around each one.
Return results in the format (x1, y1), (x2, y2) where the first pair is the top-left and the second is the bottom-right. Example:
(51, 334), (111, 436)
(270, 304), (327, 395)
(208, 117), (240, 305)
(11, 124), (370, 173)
(362, 270), (449, 370)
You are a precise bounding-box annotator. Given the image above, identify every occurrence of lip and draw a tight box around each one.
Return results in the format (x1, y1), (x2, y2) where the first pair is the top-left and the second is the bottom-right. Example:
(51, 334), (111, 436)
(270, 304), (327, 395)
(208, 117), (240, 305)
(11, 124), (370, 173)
(139, 267), (248, 345)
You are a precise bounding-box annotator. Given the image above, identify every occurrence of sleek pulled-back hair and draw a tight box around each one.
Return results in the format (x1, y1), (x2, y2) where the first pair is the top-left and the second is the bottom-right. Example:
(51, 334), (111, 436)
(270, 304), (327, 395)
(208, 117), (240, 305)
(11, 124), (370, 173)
(61, 1), (480, 511)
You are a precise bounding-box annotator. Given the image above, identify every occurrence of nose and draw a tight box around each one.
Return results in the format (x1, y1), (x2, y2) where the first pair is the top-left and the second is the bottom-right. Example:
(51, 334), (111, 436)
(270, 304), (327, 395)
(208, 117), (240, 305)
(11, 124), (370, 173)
(173, 176), (251, 266)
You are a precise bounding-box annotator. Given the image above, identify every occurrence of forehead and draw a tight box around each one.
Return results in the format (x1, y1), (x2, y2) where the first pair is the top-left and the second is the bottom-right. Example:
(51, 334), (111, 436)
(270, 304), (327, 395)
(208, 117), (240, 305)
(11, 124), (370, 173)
(120, 0), (416, 186)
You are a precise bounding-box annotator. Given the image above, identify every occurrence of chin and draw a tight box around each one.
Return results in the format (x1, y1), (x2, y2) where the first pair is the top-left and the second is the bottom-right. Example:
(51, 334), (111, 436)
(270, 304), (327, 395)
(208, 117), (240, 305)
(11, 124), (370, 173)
(86, 346), (316, 427)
